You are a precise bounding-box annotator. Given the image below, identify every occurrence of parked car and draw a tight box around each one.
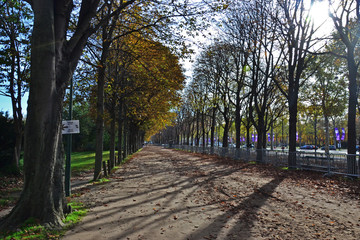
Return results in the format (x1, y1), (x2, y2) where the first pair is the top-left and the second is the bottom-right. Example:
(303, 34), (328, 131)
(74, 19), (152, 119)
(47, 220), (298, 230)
(241, 144), (254, 148)
(276, 144), (287, 149)
(300, 145), (317, 150)
(320, 145), (336, 150)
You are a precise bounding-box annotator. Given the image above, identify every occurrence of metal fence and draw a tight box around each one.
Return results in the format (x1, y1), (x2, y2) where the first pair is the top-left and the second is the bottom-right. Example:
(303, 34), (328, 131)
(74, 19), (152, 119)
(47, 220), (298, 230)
(166, 144), (360, 178)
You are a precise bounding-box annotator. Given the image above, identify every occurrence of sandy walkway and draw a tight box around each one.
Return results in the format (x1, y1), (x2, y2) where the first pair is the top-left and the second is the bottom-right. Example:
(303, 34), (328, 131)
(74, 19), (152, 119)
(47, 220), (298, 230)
(62, 146), (360, 240)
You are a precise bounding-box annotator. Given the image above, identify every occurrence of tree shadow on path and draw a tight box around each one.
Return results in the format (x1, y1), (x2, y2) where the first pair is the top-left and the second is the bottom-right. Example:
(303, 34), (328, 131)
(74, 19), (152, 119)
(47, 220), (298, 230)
(63, 146), (284, 240)
(189, 176), (284, 239)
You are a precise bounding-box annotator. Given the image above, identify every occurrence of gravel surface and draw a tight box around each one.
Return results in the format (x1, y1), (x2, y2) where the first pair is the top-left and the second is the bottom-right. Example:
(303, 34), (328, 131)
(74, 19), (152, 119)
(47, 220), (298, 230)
(62, 145), (360, 240)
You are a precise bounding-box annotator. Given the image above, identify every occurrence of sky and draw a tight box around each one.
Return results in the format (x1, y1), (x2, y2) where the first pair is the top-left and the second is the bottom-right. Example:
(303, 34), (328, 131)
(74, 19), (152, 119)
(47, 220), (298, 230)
(0, 93), (28, 117)
(0, 95), (14, 115)
(0, 0), (334, 118)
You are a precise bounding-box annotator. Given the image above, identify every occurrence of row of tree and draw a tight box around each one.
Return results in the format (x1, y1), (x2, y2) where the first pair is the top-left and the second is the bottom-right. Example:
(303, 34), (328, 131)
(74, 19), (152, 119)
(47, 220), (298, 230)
(0, 0), (31, 174)
(156, 0), (359, 169)
(0, 0), (227, 230)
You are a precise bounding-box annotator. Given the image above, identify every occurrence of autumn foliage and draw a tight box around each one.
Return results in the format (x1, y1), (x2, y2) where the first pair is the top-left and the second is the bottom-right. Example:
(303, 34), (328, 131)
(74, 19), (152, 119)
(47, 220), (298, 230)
(93, 33), (185, 141)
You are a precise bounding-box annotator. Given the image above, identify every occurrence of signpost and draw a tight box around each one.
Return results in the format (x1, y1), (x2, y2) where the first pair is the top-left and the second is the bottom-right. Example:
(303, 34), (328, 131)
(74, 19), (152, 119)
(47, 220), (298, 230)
(62, 120), (80, 134)
(62, 78), (80, 197)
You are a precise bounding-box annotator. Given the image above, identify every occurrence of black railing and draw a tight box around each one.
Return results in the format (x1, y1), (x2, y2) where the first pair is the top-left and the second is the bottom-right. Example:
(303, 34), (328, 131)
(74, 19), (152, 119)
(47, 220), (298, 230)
(165, 144), (360, 177)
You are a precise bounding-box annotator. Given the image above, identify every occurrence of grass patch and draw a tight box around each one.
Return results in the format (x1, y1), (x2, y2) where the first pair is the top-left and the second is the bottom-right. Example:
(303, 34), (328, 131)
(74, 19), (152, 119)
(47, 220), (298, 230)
(119, 148), (142, 165)
(91, 178), (110, 185)
(1, 217), (58, 239)
(2, 224), (52, 240)
(1, 201), (87, 240)
(0, 199), (9, 206)
(19, 151), (112, 175)
(249, 161), (257, 164)
(71, 151), (113, 174)
(63, 202), (87, 225)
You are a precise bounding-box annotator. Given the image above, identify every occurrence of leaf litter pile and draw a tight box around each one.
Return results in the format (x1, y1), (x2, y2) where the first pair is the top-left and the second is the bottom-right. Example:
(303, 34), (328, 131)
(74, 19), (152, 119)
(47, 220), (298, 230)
(0, 175), (23, 212)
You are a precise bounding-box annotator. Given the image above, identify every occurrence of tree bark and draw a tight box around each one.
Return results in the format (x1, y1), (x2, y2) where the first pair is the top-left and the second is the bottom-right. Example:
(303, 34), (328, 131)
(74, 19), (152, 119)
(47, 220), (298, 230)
(94, 64), (105, 180)
(347, 51), (358, 155)
(255, 117), (265, 163)
(270, 123), (274, 150)
(288, 95), (298, 168)
(246, 124), (251, 148)
(346, 50), (358, 174)
(94, 18), (114, 180)
(201, 110), (205, 148)
(235, 83), (241, 149)
(190, 121), (194, 146)
(109, 112), (116, 169)
(210, 107), (216, 147)
(0, 0), (68, 228)
(324, 115), (330, 155)
(222, 116), (229, 148)
(195, 110), (200, 146)
(123, 115), (128, 160)
(117, 101), (123, 164)
(8, 27), (23, 174)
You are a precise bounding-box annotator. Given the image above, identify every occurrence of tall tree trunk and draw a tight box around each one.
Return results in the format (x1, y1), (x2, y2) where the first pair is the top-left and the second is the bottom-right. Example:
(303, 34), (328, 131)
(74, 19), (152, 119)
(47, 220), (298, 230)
(190, 121), (194, 146)
(324, 115), (330, 155)
(235, 105), (241, 149)
(94, 63), (105, 180)
(12, 123), (22, 174)
(195, 110), (200, 146)
(176, 127), (179, 145)
(347, 51), (358, 174)
(314, 116), (317, 151)
(210, 107), (216, 147)
(117, 101), (123, 164)
(222, 117), (229, 148)
(201, 111), (205, 148)
(262, 129), (267, 149)
(255, 114), (265, 162)
(0, 0), (68, 228)
(206, 131), (209, 147)
(123, 116), (128, 160)
(186, 121), (190, 145)
(246, 125), (251, 148)
(94, 26), (112, 180)
(332, 119), (337, 147)
(234, 70), (244, 149)
(109, 113), (116, 170)
(288, 96), (298, 168)
(270, 123), (274, 150)
(9, 31), (22, 174)
(347, 53), (358, 143)
(256, 128), (264, 163)
(182, 126), (186, 145)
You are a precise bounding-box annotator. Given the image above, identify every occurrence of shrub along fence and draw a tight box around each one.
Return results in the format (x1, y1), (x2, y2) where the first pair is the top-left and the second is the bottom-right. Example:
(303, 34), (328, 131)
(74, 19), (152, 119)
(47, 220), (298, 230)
(166, 144), (360, 178)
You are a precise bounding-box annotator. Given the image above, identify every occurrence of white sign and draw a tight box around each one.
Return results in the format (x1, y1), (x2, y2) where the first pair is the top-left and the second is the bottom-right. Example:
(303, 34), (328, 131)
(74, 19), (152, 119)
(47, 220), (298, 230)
(62, 120), (80, 134)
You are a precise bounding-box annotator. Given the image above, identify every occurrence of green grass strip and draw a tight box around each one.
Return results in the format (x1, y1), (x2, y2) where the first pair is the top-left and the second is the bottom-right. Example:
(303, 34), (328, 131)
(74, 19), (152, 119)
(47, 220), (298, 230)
(1, 201), (87, 239)
(71, 151), (113, 174)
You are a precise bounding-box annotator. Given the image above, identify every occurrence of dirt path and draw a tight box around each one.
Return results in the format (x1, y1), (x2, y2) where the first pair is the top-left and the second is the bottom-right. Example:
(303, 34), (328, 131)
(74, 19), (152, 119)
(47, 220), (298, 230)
(62, 146), (360, 240)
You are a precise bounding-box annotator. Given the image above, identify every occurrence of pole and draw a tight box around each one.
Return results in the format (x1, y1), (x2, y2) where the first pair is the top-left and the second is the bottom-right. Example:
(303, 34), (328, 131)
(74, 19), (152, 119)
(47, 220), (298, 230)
(65, 78), (73, 197)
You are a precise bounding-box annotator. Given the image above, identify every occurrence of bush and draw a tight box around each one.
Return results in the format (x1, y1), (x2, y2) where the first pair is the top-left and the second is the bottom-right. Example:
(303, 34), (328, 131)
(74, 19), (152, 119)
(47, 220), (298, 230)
(0, 112), (16, 174)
